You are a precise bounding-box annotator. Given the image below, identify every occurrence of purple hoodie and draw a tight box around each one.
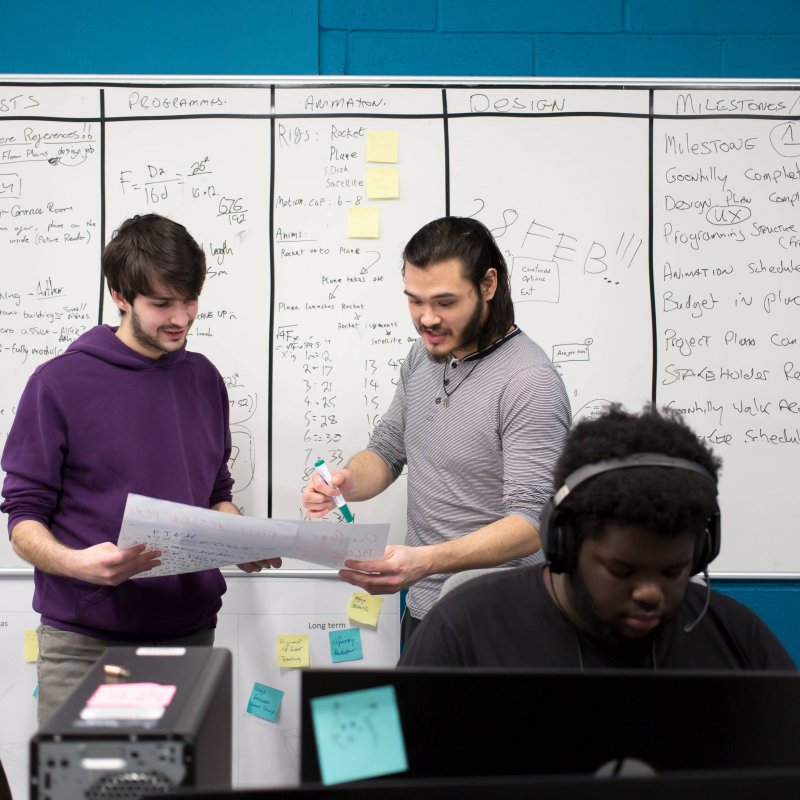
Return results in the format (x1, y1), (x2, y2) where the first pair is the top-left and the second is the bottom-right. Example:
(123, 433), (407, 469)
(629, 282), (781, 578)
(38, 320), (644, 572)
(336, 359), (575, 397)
(1, 325), (233, 639)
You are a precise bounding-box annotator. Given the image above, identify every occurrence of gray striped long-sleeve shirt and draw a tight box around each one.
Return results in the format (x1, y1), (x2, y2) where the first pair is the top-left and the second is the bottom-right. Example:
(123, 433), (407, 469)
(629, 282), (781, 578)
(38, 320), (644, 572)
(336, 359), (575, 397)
(367, 327), (572, 619)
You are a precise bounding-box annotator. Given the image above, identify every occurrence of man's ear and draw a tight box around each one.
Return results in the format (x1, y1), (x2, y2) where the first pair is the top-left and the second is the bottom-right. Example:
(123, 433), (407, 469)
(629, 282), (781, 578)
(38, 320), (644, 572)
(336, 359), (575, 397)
(110, 289), (130, 314)
(480, 267), (498, 302)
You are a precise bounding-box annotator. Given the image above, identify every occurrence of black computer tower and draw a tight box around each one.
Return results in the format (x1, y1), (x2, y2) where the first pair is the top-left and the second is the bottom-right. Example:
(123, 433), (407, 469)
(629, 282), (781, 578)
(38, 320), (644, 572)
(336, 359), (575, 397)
(31, 646), (232, 799)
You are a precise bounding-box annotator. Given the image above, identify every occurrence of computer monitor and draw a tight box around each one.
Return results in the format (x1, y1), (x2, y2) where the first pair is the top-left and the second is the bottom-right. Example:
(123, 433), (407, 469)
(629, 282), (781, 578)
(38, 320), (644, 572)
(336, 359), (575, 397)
(299, 667), (800, 783)
(152, 769), (800, 800)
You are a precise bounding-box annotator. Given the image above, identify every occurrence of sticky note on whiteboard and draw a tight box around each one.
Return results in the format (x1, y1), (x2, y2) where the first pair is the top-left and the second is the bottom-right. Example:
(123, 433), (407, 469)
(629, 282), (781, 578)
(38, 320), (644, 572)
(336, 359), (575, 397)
(347, 206), (380, 239)
(24, 629), (38, 663)
(347, 592), (383, 627)
(247, 682), (284, 722)
(366, 130), (399, 163)
(367, 167), (399, 199)
(329, 627), (364, 663)
(278, 634), (310, 668)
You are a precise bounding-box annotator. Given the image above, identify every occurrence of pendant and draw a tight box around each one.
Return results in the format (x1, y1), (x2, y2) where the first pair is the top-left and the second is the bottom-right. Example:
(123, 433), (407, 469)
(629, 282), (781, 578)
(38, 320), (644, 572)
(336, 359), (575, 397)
(441, 396), (449, 407)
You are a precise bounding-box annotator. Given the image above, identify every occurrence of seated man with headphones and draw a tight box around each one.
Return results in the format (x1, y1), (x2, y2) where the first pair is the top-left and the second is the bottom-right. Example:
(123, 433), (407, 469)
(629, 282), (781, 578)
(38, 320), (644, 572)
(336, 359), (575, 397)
(399, 403), (796, 670)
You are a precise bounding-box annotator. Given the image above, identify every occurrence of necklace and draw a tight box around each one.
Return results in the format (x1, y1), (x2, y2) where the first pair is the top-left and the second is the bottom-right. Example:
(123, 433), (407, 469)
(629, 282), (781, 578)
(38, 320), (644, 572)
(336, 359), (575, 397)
(434, 357), (480, 407)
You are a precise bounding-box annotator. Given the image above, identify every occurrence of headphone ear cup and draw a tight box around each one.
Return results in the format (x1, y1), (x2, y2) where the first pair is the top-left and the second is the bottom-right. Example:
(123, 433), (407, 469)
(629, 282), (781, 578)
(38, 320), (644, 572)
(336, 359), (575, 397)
(691, 533), (709, 576)
(692, 508), (721, 574)
(539, 497), (558, 567)
(540, 500), (575, 575)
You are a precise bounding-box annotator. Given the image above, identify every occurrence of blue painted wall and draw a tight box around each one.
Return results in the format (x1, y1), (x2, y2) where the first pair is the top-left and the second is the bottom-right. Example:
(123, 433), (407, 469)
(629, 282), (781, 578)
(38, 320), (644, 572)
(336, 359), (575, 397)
(714, 581), (800, 663)
(319, 0), (800, 77)
(3, 1), (799, 77)
(0, 0), (319, 74)
(2, 0), (799, 663)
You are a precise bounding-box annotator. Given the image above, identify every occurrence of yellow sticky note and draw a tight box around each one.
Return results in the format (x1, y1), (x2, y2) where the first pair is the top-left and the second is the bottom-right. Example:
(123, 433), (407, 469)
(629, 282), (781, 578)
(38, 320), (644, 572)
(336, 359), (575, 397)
(277, 635), (310, 668)
(347, 592), (384, 627)
(347, 206), (380, 239)
(366, 167), (399, 199)
(366, 130), (399, 163)
(24, 629), (39, 663)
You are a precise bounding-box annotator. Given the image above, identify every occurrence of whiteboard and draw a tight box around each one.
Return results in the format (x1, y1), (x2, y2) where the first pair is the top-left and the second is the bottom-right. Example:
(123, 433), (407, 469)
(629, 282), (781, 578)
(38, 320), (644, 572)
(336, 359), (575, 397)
(0, 572), (400, 799)
(1, 76), (800, 575)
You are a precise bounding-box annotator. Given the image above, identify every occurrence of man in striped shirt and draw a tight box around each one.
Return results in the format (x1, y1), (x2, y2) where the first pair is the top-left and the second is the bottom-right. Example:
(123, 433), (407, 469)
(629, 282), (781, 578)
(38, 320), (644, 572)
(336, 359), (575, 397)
(302, 216), (571, 645)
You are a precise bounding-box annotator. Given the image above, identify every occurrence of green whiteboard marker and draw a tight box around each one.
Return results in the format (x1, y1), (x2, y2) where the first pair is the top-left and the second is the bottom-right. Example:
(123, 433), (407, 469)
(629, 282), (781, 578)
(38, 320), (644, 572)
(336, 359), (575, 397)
(314, 458), (354, 523)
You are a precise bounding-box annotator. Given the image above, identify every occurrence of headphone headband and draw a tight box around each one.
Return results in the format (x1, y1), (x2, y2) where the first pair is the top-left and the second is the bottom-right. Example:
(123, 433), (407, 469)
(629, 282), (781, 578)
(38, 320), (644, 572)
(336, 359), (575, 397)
(542, 452), (721, 575)
(553, 453), (718, 508)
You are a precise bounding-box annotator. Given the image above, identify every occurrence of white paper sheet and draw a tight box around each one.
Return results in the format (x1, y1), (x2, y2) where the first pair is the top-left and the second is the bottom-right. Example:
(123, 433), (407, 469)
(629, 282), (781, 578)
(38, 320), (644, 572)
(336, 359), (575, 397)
(117, 494), (389, 577)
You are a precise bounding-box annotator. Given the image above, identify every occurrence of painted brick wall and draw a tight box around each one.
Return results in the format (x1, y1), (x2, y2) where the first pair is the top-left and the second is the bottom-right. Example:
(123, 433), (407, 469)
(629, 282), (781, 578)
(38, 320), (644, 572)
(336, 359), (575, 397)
(3, 0), (797, 77)
(319, 0), (800, 77)
(0, 0), (319, 74)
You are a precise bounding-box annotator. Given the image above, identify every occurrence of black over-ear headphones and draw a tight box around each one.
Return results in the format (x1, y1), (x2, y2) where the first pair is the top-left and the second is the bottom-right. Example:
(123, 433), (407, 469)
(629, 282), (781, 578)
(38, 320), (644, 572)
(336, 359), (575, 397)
(540, 453), (721, 575)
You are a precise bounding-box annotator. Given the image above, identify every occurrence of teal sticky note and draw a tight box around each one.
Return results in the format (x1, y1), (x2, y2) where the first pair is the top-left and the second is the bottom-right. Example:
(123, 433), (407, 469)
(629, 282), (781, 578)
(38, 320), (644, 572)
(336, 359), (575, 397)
(329, 627), (364, 663)
(246, 682), (284, 722)
(33, 683), (39, 698)
(310, 685), (408, 785)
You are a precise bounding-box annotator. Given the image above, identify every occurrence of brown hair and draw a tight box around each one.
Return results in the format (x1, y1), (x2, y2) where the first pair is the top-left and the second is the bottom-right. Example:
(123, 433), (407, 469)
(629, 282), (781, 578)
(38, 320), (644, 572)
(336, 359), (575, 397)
(102, 214), (206, 306)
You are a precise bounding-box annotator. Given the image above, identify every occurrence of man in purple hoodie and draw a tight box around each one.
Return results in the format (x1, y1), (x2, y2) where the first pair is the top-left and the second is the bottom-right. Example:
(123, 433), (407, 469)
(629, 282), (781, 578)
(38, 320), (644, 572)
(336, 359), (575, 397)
(1, 213), (280, 725)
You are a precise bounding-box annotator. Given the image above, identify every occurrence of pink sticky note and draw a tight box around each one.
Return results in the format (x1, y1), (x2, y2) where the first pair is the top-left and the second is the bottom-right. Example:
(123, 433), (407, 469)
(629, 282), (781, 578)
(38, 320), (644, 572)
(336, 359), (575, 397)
(86, 683), (177, 708)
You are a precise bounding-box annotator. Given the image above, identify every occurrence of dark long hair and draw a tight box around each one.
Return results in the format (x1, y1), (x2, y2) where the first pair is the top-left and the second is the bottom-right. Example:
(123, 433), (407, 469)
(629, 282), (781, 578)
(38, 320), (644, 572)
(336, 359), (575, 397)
(402, 216), (515, 351)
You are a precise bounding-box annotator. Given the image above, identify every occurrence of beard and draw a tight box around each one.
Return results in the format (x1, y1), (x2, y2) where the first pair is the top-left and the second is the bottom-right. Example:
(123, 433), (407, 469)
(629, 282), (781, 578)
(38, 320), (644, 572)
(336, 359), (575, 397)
(420, 295), (487, 364)
(567, 569), (623, 644)
(566, 569), (663, 654)
(130, 307), (188, 355)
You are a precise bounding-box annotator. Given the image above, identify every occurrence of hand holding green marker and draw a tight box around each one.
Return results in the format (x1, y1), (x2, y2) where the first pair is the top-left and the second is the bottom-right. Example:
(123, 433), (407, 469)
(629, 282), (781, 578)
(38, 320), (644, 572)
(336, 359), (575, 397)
(314, 458), (354, 523)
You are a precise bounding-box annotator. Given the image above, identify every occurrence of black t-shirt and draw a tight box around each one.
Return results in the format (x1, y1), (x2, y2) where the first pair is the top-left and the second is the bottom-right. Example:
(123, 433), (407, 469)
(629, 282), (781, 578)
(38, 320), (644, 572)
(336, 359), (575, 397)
(398, 564), (797, 670)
